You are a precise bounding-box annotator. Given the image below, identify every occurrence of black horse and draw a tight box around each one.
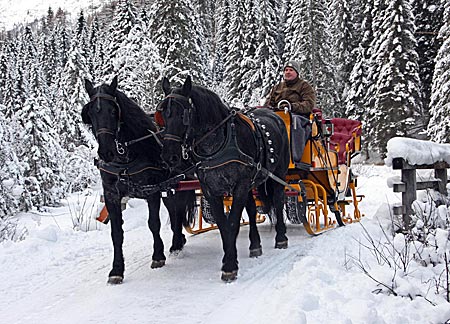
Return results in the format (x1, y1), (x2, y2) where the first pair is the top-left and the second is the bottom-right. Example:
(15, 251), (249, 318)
(82, 76), (196, 284)
(157, 76), (290, 281)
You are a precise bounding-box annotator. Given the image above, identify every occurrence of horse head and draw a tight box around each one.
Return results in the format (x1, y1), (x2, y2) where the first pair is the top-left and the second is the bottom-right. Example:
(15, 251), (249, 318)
(82, 76), (121, 163)
(158, 76), (193, 168)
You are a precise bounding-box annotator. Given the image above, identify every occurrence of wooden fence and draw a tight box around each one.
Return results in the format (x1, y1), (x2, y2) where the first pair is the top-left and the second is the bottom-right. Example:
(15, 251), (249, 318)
(391, 157), (449, 228)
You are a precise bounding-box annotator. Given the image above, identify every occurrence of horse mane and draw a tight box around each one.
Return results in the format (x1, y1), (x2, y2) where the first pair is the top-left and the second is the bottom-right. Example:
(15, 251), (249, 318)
(115, 90), (160, 153)
(189, 85), (230, 125)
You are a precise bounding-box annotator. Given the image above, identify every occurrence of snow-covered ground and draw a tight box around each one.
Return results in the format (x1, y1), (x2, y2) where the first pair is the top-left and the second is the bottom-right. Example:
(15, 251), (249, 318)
(2, 164), (450, 324)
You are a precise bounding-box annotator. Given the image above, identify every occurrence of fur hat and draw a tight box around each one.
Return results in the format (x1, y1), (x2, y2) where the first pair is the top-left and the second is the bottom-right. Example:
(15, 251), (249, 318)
(284, 60), (300, 75)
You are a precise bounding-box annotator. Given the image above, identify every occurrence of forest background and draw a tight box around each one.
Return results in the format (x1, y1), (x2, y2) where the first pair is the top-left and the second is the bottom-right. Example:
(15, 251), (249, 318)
(0, 0), (449, 230)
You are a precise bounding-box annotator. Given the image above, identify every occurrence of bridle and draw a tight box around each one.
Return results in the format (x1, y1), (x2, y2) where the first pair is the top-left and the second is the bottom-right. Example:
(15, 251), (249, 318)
(158, 91), (237, 161)
(157, 92), (195, 160)
(89, 93), (122, 135)
(88, 92), (126, 155)
(89, 92), (165, 156)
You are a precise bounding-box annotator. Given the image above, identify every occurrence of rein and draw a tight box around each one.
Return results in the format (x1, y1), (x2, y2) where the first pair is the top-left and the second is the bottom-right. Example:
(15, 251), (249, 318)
(193, 110), (235, 148)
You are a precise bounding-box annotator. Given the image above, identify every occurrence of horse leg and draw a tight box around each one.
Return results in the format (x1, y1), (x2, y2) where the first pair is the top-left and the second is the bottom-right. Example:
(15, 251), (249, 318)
(272, 181), (288, 249)
(246, 191), (262, 257)
(105, 195), (125, 284)
(147, 194), (166, 269)
(163, 191), (188, 254)
(212, 189), (247, 282)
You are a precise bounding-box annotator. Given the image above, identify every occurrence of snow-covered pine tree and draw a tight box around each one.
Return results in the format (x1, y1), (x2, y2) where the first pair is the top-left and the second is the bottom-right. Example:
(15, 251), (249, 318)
(366, 0), (421, 157)
(250, 0), (281, 105)
(149, 0), (208, 86)
(4, 32), (28, 118)
(223, 0), (246, 104)
(115, 17), (162, 110)
(87, 15), (105, 82)
(103, 0), (137, 81)
(13, 27), (65, 209)
(0, 106), (21, 218)
(56, 10), (92, 150)
(284, 0), (340, 115)
(427, 0), (450, 143)
(345, 0), (375, 121)
(239, 0), (261, 105)
(194, 0), (215, 83)
(414, 0), (444, 124)
(330, 0), (358, 115)
(212, 0), (232, 91)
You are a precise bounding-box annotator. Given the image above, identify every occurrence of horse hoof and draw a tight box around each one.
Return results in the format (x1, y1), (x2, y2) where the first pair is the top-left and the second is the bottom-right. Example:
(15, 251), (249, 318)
(221, 270), (238, 282)
(151, 260), (166, 269)
(275, 240), (288, 249)
(170, 249), (182, 257)
(249, 247), (263, 258)
(107, 276), (123, 285)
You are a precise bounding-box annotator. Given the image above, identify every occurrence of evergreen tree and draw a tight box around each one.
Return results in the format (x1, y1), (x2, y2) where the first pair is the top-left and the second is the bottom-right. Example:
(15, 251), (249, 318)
(330, 0), (357, 114)
(366, 0), (421, 157)
(284, 0), (339, 115)
(87, 15), (105, 81)
(427, 0), (450, 143)
(0, 107), (22, 218)
(103, 0), (137, 79)
(345, 0), (375, 121)
(414, 0), (444, 124)
(223, 0), (246, 103)
(238, 0), (260, 105)
(149, 0), (208, 86)
(56, 10), (91, 150)
(115, 19), (162, 110)
(15, 97), (65, 209)
(249, 0), (281, 105)
(213, 0), (232, 87)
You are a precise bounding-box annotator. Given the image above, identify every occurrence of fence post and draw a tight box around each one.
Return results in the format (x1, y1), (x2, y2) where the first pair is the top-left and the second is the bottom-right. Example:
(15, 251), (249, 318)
(435, 164), (448, 196)
(401, 168), (416, 228)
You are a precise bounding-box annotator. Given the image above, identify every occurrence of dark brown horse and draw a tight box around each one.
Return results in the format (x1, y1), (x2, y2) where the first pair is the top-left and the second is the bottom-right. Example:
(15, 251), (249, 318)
(82, 76), (196, 284)
(157, 76), (290, 281)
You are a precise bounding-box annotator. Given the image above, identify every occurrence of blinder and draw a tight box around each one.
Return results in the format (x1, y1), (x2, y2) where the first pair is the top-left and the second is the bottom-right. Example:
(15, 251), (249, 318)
(157, 93), (193, 127)
(89, 92), (122, 134)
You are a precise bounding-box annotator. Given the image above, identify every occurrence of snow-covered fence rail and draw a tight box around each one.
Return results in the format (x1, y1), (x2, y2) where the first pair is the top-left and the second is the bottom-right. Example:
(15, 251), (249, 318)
(386, 137), (450, 228)
(391, 157), (449, 221)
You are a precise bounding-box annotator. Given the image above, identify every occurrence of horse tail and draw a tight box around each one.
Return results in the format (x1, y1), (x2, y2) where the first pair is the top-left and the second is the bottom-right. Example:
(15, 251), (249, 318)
(182, 190), (197, 228)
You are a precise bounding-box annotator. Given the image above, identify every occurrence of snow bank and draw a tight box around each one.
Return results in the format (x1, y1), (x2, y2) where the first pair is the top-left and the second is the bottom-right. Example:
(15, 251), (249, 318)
(385, 137), (450, 167)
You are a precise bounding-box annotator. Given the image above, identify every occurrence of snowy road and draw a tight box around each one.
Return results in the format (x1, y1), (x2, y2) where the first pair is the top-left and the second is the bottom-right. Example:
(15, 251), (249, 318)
(2, 165), (449, 323)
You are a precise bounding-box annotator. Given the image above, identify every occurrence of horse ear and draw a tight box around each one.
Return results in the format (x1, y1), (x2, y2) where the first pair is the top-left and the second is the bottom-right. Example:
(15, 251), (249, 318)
(85, 79), (94, 96)
(181, 76), (192, 97)
(110, 75), (118, 92)
(162, 77), (171, 96)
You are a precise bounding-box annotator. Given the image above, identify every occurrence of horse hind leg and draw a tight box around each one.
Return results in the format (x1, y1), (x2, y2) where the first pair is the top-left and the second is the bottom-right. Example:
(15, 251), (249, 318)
(163, 191), (193, 255)
(246, 191), (262, 257)
(272, 181), (288, 249)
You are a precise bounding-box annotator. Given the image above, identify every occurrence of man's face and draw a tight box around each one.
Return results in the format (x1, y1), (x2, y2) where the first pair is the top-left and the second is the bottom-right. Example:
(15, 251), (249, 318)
(283, 67), (298, 81)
